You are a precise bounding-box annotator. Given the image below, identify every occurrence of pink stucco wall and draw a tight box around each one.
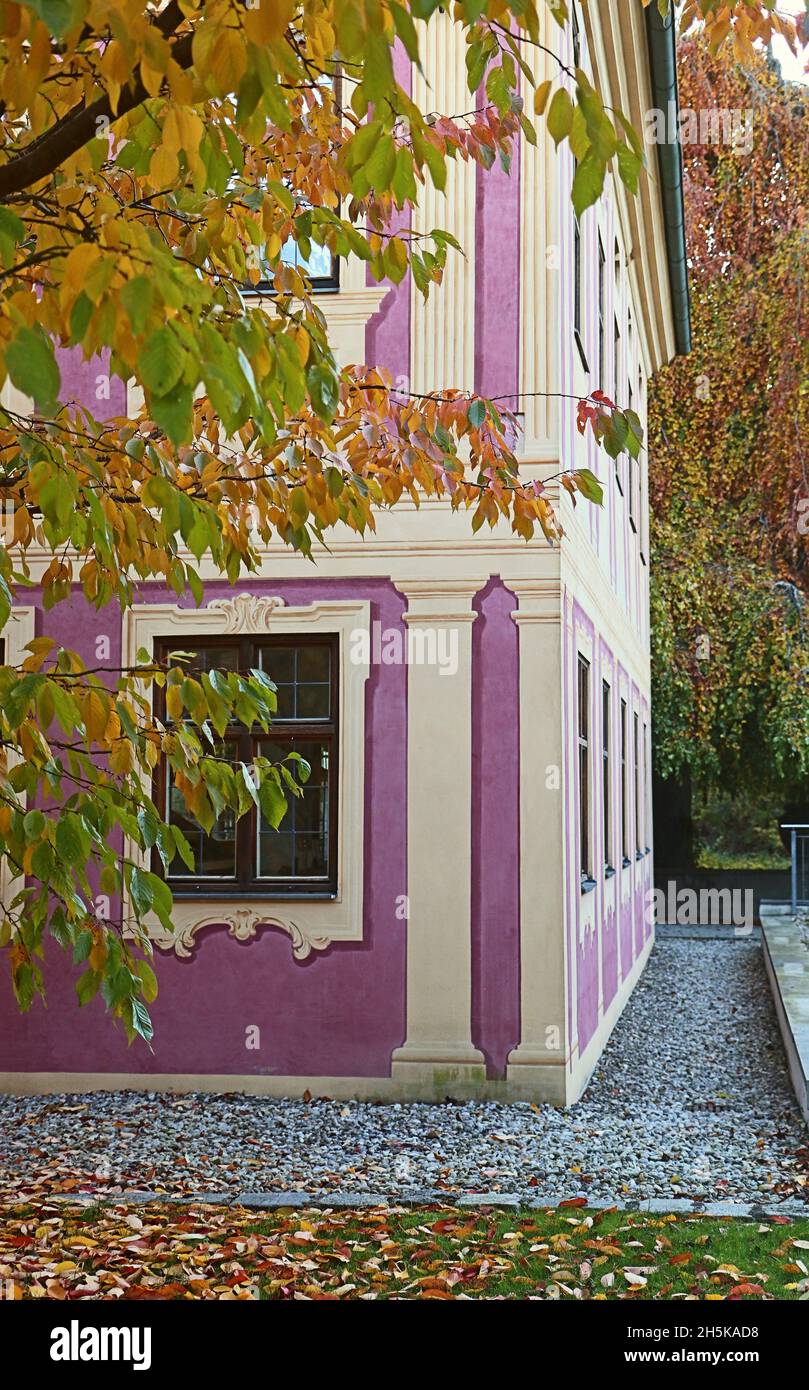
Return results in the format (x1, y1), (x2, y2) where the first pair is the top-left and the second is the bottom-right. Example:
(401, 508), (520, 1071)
(1, 579), (412, 1077)
(0, 20), (655, 1086)
(471, 579), (520, 1077)
(567, 599), (653, 1062)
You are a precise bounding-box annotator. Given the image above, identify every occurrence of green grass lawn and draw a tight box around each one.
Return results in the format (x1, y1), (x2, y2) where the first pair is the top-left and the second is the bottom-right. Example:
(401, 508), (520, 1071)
(2, 1199), (809, 1299)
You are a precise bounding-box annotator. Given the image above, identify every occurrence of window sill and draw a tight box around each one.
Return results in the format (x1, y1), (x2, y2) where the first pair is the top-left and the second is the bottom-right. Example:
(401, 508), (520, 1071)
(169, 889), (339, 903)
(635, 850), (645, 862)
(622, 856), (631, 870)
(581, 875), (598, 895)
(604, 865), (616, 879)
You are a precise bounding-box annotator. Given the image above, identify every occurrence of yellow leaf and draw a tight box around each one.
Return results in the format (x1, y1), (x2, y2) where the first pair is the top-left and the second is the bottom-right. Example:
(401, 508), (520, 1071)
(150, 144), (180, 186)
(60, 243), (102, 307)
(207, 26), (248, 94)
(89, 934), (107, 973)
(83, 690), (109, 743)
(166, 684), (183, 720)
(244, 0), (296, 45)
(534, 79), (553, 115)
(109, 740), (134, 776)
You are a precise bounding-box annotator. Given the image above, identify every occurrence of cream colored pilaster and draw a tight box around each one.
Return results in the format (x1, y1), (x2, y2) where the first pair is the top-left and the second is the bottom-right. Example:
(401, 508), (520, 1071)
(410, 14), (475, 393)
(519, 9), (561, 460)
(390, 578), (486, 1088)
(504, 579), (570, 1102)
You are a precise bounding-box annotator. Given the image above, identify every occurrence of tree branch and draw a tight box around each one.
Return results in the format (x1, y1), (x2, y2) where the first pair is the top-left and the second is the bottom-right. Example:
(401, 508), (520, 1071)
(0, 3), (191, 198)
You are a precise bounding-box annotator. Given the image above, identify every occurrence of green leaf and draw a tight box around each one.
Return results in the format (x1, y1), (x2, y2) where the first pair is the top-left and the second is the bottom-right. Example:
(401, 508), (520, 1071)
(129, 866), (153, 917)
(617, 142), (643, 195)
(345, 119), (383, 174)
(0, 206), (25, 269)
(468, 399), (487, 429)
(572, 151), (606, 219)
(391, 145), (418, 209)
(307, 364), (339, 420)
(134, 958), (159, 1004)
(140, 327), (186, 396)
(55, 814), (87, 867)
(5, 326), (61, 413)
(129, 995), (154, 1044)
(547, 88), (574, 147)
(120, 277), (155, 336)
(258, 776), (288, 829)
(26, 0), (81, 39)
(76, 969), (101, 1007)
(574, 469), (604, 505)
(151, 380), (194, 446)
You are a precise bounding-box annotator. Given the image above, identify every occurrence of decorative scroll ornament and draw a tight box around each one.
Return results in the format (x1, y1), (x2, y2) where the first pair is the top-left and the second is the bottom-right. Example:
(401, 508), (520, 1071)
(207, 594), (286, 633)
(149, 909), (331, 961)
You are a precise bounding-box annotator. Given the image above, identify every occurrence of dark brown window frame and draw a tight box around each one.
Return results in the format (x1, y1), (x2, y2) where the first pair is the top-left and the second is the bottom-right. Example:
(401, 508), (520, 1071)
(153, 633), (340, 899)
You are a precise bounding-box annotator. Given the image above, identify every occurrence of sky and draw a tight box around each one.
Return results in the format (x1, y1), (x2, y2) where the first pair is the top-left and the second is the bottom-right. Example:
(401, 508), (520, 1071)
(772, 0), (809, 83)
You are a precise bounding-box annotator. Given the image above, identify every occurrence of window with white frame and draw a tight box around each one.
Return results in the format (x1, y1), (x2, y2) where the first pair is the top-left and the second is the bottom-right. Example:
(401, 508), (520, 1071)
(120, 596), (370, 957)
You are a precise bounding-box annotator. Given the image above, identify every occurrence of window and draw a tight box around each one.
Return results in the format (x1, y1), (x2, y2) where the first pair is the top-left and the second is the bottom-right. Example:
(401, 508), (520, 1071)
(279, 239), (339, 290)
(628, 375), (637, 531)
(613, 309), (622, 494)
(597, 234), (606, 390)
(155, 634), (339, 896)
(634, 710), (642, 857)
(578, 656), (591, 885)
(256, 73), (341, 292)
(572, 2), (581, 66)
(620, 698), (629, 865)
(602, 680), (612, 870)
(638, 364), (646, 560)
(647, 722), (653, 850)
(573, 212), (588, 371)
(613, 314), (621, 409)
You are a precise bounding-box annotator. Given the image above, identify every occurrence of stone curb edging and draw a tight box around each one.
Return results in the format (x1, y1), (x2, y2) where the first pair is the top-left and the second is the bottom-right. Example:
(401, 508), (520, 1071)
(41, 1188), (809, 1222)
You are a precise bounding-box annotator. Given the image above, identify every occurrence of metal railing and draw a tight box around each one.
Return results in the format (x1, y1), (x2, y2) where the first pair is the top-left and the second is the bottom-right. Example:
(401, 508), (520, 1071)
(782, 824), (809, 916)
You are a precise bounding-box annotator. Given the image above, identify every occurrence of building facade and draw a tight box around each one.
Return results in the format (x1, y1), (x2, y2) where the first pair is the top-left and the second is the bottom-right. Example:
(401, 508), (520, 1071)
(0, 2), (689, 1103)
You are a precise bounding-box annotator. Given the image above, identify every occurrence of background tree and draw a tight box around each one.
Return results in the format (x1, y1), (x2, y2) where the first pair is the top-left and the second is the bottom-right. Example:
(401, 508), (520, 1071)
(0, 0), (802, 1034)
(649, 31), (809, 863)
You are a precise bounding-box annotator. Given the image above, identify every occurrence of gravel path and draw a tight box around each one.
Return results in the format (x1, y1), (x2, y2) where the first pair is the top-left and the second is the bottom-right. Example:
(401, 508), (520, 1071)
(1, 939), (807, 1207)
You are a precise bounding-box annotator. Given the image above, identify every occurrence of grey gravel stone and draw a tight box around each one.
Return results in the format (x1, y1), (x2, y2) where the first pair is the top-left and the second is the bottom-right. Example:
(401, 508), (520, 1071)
(0, 940), (806, 1210)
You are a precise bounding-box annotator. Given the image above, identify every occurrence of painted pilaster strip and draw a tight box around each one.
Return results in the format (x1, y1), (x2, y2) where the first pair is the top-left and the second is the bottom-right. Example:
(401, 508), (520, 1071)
(390, 578), (486, 1086)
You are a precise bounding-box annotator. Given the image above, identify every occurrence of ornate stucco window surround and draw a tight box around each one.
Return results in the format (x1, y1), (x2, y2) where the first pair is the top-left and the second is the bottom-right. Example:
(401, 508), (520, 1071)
(121, 593), (370, 960)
